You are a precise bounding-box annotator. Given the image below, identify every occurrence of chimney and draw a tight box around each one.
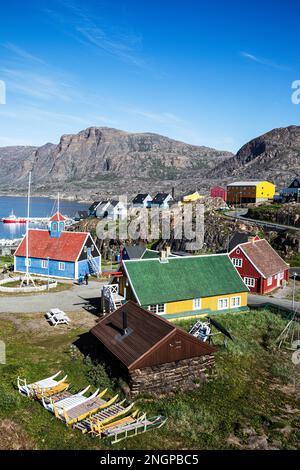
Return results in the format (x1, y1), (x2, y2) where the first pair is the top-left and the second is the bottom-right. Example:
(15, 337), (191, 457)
(159, 249), (168, 263)
(122, 310), (128, 335)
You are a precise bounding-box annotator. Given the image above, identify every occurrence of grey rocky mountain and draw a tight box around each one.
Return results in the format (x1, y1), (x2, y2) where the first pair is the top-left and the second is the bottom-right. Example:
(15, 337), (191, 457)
(1, 125), (300, 200)
(0, 127), (232, 199)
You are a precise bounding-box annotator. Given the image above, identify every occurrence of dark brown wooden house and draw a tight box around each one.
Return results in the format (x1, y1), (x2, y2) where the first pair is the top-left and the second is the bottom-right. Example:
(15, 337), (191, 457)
(91, 301), (216, 395)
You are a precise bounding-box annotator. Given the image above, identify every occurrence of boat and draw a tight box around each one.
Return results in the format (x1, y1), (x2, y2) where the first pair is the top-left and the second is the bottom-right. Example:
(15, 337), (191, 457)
(2, 211), (27, 224)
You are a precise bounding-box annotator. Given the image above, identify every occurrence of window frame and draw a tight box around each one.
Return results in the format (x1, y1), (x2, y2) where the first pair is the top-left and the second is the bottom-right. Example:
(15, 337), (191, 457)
(244, 277), (256, 288)
(148, 304), (165, 315)
(231, 296), (241, 308)
(193, 298), (202, 310)
(267, 276), (273, 286)
(232, 257), (243, 268)
(218, 298), (229, 310)
(41, 260), (48, 269)
(58, 262), (65, 271)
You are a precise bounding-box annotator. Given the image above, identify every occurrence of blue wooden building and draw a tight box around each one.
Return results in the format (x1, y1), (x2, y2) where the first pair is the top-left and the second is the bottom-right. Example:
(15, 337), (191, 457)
(14, 211), (101, 280)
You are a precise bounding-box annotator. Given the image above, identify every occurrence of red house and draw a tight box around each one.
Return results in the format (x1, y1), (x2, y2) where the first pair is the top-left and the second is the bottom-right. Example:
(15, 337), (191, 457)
(210, 186), (227, 201)
(229, 237), (289, 294)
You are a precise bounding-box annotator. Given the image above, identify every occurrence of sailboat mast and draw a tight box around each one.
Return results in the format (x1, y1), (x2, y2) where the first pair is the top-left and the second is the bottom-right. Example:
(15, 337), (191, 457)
(25, 171), (31, 284)
(58, 192), (60, 214)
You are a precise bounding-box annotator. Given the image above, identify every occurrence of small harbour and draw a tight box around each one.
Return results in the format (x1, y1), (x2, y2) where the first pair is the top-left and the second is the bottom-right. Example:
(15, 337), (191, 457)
(0, 196), (89, 240)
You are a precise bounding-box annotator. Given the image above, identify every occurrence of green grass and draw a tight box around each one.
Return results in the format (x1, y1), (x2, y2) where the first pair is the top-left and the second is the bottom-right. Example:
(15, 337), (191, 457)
(0, 255), (13, 269)
(0, 309), (299, 450)
(288, 253), (300, 267)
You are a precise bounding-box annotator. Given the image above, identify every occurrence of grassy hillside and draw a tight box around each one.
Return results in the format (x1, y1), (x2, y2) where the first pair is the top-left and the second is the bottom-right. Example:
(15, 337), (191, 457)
(0, 309), (299, 450)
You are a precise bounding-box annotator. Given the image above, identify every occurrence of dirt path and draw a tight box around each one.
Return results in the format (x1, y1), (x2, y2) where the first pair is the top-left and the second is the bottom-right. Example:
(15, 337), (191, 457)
(0, 280), (105, 314)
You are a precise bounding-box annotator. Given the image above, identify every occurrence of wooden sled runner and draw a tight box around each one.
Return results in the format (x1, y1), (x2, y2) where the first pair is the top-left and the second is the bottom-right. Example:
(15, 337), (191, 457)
(17, 371), (69, 398)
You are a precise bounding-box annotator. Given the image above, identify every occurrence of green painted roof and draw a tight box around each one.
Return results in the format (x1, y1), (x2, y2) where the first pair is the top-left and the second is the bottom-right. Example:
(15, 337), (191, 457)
(123, 254), (248, 306)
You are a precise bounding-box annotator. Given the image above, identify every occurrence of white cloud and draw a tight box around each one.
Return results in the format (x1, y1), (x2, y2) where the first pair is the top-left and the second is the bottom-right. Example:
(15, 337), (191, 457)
(44, 0), (149, 69)
(240, 51), (291, 71)
(3, 43), (46, 65)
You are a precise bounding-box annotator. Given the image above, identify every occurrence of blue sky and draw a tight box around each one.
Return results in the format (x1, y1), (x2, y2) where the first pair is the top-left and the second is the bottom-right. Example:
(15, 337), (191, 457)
(0, 0), (299, 151)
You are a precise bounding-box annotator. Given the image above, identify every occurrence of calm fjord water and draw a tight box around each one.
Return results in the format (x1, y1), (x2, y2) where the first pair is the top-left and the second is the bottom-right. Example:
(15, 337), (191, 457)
(0, 196), (88, 239)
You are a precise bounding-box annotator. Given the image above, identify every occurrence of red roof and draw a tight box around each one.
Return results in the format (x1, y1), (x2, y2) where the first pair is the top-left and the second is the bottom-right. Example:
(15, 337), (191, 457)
(15, 229), (89, 262)
(239, 239), (289, 278)
(50, 211), (67, 222)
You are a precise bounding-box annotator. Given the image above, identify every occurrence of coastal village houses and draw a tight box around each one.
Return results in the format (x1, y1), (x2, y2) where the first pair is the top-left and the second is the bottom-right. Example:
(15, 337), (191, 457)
(226, 181), (276, 205)
(116, 253), (249, 320)
(96, 200), (127, 220)
(14, 211), (101, 280)
(149, 193), (173, 209)
(229, 236), (289, 294)
(210, 186), (227, 202)
(132, 193), (152, 208)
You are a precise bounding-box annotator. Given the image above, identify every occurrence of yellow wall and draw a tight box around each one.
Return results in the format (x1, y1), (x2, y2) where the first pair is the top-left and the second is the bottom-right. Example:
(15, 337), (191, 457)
(166, 299), (194, 314)
(164, 292), (248, 315)
(256, 181), (275, 199)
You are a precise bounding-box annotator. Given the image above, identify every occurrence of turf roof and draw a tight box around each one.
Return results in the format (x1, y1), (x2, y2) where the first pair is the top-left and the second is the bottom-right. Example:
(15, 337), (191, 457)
(123, 254), (248, 306)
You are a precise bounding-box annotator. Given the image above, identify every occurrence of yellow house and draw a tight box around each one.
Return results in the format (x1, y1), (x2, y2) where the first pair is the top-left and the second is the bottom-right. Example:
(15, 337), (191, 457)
(182, 191), (204, 204)
(121, 253), (249, 320)
(227, 181), (276, 205)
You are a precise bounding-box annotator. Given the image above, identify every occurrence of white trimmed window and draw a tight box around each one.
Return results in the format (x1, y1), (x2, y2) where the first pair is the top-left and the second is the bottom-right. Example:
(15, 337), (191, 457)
(232, 258), (243, 267)
(279, 272), (284, 280)
(41, 260), (48, 269)
(231, 296), (241, 308)
(58, 262), (65, 271)
(193, 298), (202, 310)
(267, 276), (273, 286)
(244, 277), (255, 288)
(25, 258), (31, 267)
(218, 298), (229, 310)
(148, 304), (165, 314)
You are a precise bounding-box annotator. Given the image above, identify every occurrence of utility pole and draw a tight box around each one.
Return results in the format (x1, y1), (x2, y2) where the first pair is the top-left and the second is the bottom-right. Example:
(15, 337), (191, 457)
(292, 272), (297, 313)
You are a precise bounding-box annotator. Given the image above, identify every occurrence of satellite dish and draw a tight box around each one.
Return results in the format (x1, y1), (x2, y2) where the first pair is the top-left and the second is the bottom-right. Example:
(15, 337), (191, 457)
(207, 317), (234, 341)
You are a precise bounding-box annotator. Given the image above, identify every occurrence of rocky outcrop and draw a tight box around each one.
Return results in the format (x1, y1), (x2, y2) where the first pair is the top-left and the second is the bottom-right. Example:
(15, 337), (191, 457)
(247, 203), (300, 227)
(210, 126), (300, 185)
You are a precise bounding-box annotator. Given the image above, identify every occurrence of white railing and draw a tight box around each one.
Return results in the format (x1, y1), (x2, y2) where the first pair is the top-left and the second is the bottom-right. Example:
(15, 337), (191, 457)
(102, 284), (119, 313)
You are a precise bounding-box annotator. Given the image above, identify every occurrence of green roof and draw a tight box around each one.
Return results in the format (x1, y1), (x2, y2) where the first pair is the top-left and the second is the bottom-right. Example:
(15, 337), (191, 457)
(123, 254), (248, 306)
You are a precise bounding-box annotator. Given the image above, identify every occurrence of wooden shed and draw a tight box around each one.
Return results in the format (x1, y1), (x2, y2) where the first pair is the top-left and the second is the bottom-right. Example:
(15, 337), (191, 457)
(91, 301), (216, 395)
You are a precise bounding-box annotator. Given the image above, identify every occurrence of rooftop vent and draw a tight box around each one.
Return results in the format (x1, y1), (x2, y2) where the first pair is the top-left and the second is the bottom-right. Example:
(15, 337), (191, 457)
(122, 310), (128, 336)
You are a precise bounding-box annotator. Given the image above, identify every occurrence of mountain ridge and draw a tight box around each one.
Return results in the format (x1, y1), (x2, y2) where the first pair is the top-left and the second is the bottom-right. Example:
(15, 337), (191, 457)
(1, 125), (300, 199)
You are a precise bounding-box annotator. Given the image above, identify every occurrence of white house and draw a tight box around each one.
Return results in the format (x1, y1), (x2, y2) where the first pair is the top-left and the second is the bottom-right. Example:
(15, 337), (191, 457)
(96, 201), (111, 218)
(132, 193), (152, 208)
(150, 193), (173, 209)
(96, 200), (127, 220)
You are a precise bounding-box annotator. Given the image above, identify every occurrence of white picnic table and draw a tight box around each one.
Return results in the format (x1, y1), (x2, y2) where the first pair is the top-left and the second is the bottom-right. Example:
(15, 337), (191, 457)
(46, 308), (71, 326)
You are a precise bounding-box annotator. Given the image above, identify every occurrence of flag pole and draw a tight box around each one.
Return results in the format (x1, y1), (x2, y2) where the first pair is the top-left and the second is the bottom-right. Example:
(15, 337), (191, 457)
(21, 171), (35, 287)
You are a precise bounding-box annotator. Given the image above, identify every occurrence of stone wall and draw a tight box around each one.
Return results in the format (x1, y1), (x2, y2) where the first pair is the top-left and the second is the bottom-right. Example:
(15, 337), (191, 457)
(129, 355), (215, 396)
